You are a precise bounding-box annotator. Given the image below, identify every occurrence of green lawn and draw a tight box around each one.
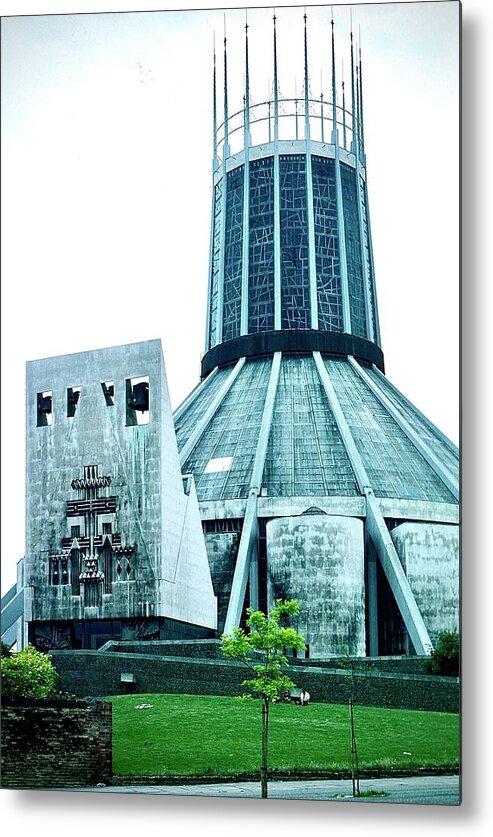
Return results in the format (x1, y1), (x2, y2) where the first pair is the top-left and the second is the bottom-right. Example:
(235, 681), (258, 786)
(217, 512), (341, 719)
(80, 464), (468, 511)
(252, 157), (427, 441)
(109, 694), (460, 779)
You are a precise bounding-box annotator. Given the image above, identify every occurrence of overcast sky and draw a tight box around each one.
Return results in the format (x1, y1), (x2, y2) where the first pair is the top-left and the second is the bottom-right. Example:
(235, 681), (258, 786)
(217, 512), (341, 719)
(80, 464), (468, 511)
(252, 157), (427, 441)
(1, 1), (459, 594)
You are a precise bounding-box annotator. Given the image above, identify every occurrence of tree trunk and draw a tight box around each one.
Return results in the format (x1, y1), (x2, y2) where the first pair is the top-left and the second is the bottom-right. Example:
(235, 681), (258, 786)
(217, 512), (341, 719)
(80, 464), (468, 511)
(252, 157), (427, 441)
(349, 697), (360, 797)
(260, 698), (269, 798)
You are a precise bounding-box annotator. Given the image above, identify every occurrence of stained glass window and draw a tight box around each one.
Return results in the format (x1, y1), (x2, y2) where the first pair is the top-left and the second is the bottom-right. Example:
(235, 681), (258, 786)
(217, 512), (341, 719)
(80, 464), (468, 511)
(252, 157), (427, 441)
(359, 175), (376, 338)
(248, 157), (275, 332)
(341, 162), (367, 338)
(280, 155), (310, 329)
(222, 166), (244, 342)
(208, 180), (223, 348)
(312, 155), (343, 333)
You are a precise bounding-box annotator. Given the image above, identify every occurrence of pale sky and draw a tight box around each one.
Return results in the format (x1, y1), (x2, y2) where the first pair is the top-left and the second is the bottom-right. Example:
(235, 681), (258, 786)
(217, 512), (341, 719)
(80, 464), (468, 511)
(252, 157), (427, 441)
(1, 0), (459, 595)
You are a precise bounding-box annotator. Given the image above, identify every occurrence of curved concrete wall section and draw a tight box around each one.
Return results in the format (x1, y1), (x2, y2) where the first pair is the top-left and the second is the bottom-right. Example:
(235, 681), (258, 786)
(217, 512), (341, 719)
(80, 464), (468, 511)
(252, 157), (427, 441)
(267, 515), (365, 658)
(391, 522), (459, 644)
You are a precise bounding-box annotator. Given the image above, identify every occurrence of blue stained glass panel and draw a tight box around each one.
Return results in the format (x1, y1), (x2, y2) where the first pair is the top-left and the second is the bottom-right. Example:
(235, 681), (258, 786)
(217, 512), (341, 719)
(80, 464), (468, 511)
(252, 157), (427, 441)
(248, 157), (275, 333)
(222, 166), (244, 342)
(280, 155), (310, 330)
(312, 155), (343, 333)
(341, 162), (367, 338)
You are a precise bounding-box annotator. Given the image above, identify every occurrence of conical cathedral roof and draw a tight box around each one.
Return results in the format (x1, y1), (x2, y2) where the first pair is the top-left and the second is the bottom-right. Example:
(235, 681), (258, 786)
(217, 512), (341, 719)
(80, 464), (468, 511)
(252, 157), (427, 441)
(175, 354), (458, 506)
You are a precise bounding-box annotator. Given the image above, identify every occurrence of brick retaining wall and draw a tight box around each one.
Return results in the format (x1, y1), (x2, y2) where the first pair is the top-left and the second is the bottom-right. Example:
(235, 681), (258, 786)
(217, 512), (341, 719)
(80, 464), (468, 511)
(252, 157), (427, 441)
(50, 650), (459, 713)
(1, 698), (112, 789)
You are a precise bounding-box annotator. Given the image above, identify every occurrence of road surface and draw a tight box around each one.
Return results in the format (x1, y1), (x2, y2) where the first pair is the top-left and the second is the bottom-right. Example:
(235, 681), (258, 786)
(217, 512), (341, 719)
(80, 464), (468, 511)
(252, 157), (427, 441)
(59, 774), (460, 805)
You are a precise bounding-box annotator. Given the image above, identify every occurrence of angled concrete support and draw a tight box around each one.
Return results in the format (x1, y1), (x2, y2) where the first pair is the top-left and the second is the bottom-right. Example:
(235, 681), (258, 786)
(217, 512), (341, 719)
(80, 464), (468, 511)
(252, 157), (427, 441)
(1, 587), (24, 649)
(312, 352), (368, 485)
(179, 357), (245, 468)
(365, 491), (432, 655)
(349, 356), (458, 500)
(313, 352), (433, 655)
(173, 367), (219, 424)
(371, 364), (458, 456)
(223, 353), (282, 633)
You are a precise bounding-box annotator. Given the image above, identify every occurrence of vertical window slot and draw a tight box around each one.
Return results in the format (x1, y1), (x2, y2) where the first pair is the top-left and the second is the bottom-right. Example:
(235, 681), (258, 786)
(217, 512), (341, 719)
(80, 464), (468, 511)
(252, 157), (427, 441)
(67, 386), (81, 418)
(37, 391), (53, 426)
(126, 377), (149, 426)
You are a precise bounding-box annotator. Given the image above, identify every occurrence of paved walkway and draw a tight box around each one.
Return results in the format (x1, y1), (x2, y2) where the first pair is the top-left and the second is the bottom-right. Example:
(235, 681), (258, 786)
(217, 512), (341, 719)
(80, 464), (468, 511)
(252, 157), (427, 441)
(64, 774), (460, 805)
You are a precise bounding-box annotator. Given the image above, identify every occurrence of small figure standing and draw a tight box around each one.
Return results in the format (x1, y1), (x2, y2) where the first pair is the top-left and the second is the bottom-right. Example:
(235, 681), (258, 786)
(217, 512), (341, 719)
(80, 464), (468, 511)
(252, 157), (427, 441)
(300, 688), (310, 705)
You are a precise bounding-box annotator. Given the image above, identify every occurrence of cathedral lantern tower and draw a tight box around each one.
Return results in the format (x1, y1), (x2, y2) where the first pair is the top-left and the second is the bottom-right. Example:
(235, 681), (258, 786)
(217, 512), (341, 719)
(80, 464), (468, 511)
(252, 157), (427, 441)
(174, 12), (459, 658)
(205, 14), (381, 366)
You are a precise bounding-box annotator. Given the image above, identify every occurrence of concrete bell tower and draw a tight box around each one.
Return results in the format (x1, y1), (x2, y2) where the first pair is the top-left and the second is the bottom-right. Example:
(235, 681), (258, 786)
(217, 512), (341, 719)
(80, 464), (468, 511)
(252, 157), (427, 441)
(25, 339), (217, 650)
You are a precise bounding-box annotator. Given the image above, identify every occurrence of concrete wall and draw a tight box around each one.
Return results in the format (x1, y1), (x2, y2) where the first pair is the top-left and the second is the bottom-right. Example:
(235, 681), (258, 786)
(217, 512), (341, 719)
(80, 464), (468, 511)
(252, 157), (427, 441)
(50, 650), (459, 714)
(267, 515), (365, 657)
(163, 476), (218, 628)
(1, 698), (112, 789)
(391, 522), (459, 643)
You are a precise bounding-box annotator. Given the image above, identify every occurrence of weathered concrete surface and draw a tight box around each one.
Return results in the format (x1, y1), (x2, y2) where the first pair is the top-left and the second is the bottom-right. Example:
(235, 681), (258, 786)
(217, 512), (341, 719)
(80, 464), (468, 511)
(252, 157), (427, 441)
(378, 499), (459, 525)
(391, 522), (459, 643)
(267, 515), (365, 657)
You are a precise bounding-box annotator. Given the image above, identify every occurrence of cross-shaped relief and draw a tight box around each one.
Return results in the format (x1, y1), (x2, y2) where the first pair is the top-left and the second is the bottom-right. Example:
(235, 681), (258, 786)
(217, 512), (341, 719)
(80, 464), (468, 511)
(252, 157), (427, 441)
(49, 464), (134, 605)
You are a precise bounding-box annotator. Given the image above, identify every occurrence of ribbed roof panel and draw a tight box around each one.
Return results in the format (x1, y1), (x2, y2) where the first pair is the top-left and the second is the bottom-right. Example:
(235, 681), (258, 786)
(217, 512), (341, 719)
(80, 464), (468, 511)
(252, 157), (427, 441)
(181, 358), (272, 501)
(175, 355), (457, 506)
(324, 358), (456, 503)
(365, 366), (459, 483)
(263, 355), (359, 497)
(174, 366), (232, 451)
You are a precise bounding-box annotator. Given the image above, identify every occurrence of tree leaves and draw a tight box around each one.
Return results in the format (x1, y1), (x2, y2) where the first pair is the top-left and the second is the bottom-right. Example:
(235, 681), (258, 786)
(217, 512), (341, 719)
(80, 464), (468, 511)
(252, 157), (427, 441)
(221, 599), (306, 703)
(1, 644), (59, 699)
